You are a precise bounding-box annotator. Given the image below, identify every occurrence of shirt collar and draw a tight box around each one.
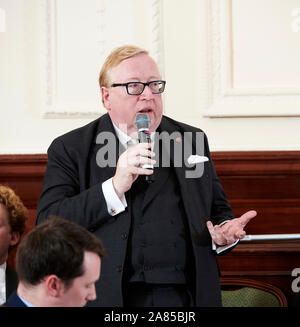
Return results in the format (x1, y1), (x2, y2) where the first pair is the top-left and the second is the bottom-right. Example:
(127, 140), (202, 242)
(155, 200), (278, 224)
(112, 123), (133, 147)
(0, 262), (6, 305)
(112, 123), (155, 148)
(0, 262), (7, 271)
(18, 294), (36, 307)
(0, 262), (7, 280)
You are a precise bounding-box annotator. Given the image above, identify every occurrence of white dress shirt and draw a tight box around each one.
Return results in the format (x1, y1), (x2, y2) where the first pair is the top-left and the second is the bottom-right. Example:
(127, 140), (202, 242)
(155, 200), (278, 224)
(18, 294), (35, 307)
(0, 262), (7, 305)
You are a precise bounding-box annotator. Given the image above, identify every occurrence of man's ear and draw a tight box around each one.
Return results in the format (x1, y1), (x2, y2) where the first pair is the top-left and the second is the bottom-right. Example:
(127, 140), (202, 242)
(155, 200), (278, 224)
(101, 86), (111, 111)
(45, 275), (64, 297)
(9, 231), (20, 247)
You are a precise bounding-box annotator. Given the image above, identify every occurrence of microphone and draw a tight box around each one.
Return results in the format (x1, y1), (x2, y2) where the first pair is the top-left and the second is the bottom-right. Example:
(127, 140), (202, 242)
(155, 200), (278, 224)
(134, 113), (154, 183)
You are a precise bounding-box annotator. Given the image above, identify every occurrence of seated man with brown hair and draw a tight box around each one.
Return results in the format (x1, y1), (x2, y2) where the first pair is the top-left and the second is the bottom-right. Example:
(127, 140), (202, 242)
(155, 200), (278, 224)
(3, 216), (106, 307)
(0, 185), (28, 305)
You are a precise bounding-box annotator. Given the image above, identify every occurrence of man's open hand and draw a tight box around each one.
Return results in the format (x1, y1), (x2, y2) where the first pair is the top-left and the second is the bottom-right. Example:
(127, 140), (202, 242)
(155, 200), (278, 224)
(206, 210), (257, 246)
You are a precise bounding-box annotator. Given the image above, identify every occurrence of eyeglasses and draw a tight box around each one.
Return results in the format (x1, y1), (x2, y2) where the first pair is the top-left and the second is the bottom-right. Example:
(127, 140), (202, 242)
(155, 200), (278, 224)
(111, 80), (166, 95)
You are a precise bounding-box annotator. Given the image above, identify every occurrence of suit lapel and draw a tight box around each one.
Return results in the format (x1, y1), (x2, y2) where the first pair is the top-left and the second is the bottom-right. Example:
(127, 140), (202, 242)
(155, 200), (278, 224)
(157, 117), (207, 233)
(89, 114), (121, 185)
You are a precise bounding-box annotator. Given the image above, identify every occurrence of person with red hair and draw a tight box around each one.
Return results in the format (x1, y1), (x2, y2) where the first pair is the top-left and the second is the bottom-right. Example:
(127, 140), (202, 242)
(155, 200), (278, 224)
(0, 185), (28, 305)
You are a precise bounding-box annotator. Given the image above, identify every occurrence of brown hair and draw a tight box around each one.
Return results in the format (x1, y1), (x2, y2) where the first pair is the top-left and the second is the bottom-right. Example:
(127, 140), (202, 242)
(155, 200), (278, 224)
(99, 45), (148, 89)
(17, 216), (105, 288)
(0, 185), (28, 238)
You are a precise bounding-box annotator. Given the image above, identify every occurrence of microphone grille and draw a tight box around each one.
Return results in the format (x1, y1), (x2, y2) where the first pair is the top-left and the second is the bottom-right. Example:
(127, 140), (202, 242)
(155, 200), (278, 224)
(135, 113), (150, 130)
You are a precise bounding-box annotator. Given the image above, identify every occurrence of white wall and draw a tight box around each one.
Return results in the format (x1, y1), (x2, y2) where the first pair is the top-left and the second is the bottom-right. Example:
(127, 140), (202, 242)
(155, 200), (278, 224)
(1, 0), (300, 153)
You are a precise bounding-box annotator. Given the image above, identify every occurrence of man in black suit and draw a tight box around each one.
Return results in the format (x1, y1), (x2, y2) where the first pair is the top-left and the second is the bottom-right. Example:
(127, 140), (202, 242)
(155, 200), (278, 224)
(36, 45), (256, 307)
(0, 185), (28, 305)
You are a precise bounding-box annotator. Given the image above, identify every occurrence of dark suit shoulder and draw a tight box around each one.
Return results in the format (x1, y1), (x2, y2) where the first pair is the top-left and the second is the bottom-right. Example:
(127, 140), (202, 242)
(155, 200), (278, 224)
(47, 114), (113, 158)
(3, 291), (27, 307)
(5, 264), (18, 299)
(50, 116), (104, 147)
(6, 264), (17, 279)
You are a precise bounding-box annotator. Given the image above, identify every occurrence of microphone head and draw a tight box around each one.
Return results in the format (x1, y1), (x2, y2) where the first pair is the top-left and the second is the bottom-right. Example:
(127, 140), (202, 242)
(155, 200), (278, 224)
(135, 113), (150, 131)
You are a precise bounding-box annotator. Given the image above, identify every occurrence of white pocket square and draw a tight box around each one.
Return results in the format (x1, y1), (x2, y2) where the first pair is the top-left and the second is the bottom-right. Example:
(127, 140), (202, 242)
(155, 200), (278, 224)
(187, 155), (209, 165)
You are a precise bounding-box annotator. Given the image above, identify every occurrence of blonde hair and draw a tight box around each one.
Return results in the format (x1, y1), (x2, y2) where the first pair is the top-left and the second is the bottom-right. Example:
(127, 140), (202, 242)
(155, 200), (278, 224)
(99, 45), (149, 89)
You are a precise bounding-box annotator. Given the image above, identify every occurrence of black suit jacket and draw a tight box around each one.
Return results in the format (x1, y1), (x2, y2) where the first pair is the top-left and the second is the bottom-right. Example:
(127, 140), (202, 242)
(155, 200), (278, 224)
(5, 264), (18, 300)
(3, 291), (26, 307)
(36, 114), (234, 306)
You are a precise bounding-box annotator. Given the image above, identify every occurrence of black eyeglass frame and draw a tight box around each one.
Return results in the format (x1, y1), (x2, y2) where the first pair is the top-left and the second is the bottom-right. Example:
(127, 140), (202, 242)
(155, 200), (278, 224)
(111, 80), (166, 95)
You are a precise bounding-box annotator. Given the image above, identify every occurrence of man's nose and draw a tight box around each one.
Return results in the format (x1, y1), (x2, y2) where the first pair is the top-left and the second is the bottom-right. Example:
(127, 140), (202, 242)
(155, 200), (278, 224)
(139, 85), (154, 99)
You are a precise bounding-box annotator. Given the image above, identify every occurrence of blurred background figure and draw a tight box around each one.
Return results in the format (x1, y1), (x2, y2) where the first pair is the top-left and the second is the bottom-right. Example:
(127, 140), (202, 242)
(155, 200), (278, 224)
(0, 185), (28, 305)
